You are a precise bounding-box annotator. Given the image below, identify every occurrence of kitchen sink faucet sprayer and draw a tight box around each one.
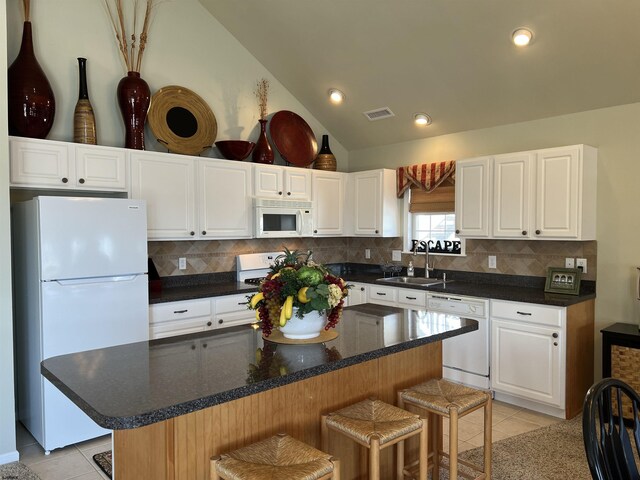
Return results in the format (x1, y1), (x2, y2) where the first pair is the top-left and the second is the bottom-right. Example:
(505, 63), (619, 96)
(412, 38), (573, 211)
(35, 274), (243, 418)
(413, 243), (434, 278)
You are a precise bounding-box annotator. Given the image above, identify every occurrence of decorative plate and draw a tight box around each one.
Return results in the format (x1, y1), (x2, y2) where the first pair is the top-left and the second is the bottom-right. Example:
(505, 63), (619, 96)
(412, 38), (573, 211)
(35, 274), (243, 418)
(148, 85), (217, 155)
(269, 110), (317, 167)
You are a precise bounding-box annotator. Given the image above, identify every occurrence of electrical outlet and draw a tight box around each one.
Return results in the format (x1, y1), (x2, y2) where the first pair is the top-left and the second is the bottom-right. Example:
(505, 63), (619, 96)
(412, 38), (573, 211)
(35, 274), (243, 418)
(391, 250), (402, 262)
(565, 257), (575, 268)
(365, 249), (371, 259)
(179, 257), (187, 270)
(576, 258), (587, 274)
(488, 255), (497, 269)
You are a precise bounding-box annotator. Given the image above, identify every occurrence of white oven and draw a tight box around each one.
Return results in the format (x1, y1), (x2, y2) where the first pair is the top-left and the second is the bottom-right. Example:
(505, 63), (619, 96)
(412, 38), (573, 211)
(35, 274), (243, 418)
(254, 198), (313, 238)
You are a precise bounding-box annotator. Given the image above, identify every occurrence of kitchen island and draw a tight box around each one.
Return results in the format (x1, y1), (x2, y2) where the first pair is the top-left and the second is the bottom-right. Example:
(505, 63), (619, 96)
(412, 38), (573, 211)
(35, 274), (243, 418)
(42, 304), (477, 480)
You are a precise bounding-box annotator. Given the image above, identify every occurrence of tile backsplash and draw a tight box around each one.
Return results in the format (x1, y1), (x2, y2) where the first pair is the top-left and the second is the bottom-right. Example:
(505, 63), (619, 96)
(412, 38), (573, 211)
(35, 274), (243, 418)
(149, 237), (596, 281)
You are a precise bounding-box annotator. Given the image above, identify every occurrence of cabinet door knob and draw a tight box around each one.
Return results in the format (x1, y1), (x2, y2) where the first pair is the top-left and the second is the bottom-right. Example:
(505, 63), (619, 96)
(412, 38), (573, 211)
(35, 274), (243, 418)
(61, 177), (68, 184)
(206, 321), (212, 327)
(455, 229), (460, 234)
(190, 231), (195, 236)
(552, 332), (559, 338)
(218, 319), (223, 324)
(314, 229), (318, 233)
(191, 345), (196, 350)
(202, 230), (206, 235)
(553, 342), (558, 346)
(79, 178), (86, 184)
(360, 287), (365, 291)
(522, 230), (527, 235)
(375, 229), (379, 234)
(535, 229), (541, 235)
(278, 191), (283, 195)
(287, 192), (291, 196)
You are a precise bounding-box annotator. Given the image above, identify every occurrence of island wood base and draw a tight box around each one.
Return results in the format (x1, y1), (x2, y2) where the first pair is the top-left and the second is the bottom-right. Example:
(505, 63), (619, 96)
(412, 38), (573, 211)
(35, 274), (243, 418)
(114, 342), (442, 480)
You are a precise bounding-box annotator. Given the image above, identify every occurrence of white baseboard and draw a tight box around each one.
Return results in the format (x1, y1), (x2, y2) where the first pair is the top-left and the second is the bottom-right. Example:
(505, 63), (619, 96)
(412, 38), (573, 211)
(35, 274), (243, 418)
(494, 391), (566, 419)
(0, 450), (20, 465)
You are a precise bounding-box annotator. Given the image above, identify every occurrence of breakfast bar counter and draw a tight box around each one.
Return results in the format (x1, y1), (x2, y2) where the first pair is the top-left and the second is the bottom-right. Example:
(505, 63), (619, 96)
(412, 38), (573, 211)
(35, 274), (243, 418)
(42, 304), (477, 480)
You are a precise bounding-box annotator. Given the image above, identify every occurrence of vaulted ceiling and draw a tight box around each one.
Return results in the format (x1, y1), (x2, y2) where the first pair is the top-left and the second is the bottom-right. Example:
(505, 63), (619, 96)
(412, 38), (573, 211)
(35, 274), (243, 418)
(200, 0), (640, 150)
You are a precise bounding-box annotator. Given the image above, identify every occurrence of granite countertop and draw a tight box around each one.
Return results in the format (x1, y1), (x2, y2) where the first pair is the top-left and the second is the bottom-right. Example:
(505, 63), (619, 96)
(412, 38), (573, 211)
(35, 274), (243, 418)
(149, 266), (595, 307)
(41, 305), (477, 430)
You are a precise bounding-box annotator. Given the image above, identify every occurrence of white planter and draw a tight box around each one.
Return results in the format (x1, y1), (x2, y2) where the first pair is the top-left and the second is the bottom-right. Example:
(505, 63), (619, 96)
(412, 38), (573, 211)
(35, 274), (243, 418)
(279, 309), (327, 339)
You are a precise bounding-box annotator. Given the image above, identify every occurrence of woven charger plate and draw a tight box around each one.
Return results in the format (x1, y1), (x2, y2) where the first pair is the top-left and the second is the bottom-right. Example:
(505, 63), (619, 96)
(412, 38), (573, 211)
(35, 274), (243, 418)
(148, 85), (217, 155)
(264, 329), (338, 344)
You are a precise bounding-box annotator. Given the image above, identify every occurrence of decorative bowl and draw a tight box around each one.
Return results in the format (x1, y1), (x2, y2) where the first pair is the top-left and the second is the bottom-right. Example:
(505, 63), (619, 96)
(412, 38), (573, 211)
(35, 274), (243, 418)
(215, 140), (255, 161)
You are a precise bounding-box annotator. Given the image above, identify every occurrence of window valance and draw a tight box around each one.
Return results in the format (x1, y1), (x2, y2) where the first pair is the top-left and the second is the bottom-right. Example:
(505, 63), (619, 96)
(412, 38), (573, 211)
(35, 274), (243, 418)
(396, 161), (456, 198)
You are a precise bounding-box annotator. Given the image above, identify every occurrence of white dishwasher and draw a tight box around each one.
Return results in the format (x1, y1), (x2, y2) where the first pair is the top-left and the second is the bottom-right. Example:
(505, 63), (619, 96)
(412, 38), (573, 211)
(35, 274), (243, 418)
(427, 293), (490, 390)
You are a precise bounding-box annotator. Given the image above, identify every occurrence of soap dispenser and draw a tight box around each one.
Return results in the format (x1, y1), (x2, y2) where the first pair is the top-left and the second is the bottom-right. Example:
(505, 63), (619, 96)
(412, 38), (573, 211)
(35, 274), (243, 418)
(407, 261), (414, 277)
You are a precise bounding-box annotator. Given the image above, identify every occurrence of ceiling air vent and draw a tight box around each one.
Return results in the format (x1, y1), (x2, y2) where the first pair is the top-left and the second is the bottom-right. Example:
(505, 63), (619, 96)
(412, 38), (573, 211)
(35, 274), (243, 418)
(363, 107), (395, 121)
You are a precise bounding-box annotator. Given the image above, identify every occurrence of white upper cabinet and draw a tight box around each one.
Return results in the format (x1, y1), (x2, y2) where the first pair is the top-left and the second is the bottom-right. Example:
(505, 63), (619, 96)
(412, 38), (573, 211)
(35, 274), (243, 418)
(312, 170), (346, 236)
(198, 159), (252, 239)
(456, 145), (597, 240)
(534, 145), (597, 240)
(10, 137), (127, 191)
(254, 164), (311, 200)
(492, 152), (535, 238)
(130, 153), (253, 240)
(455, 156), (492, 238)
(350, 169), (400, 237)
(130, 151), (197, 239)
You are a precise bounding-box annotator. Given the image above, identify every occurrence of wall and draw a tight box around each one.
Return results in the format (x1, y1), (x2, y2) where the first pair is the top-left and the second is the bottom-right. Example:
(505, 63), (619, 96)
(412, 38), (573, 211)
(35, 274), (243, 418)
(350, 102), (640, 378)
(0, 0), (18, 464)
(151, 237), (596, 281)
(5, 0), (348, 169)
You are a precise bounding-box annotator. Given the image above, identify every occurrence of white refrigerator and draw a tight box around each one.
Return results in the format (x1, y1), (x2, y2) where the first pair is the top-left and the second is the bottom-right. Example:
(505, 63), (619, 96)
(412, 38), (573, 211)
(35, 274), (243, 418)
(12, 196), (149, 452)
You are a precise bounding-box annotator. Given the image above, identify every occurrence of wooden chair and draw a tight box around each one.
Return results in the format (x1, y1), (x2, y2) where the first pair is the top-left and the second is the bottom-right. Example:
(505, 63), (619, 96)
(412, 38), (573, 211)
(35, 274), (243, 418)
(398, 379), (491, 479)
(211, 433), (340, 479)
(321, 398), (428, 480)
(582, 377), (640, 480)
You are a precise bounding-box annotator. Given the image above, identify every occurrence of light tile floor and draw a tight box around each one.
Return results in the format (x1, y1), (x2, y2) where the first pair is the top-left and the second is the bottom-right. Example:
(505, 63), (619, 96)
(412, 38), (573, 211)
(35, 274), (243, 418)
(16, 400), (562, 479)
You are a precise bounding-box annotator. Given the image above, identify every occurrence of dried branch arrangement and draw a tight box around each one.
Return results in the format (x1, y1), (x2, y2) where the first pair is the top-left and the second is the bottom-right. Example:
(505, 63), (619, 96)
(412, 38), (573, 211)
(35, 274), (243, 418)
(104, 0), (159, 73)
(21, 0), (31, 21)
(255, 78), (270, 120)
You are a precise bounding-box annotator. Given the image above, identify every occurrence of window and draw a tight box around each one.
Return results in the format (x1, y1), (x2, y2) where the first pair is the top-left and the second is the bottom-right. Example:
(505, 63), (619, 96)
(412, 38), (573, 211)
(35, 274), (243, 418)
(409, 213), (463, 255)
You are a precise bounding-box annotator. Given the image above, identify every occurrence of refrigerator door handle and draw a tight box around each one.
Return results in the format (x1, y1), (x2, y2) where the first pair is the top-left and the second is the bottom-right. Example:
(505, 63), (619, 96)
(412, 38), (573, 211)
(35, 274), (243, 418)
(50, 275), (142, 286)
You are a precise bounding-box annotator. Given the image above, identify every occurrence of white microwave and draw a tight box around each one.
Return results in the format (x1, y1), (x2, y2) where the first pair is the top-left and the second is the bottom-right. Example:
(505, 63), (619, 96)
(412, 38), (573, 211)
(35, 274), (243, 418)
(254, 198), (313, 238)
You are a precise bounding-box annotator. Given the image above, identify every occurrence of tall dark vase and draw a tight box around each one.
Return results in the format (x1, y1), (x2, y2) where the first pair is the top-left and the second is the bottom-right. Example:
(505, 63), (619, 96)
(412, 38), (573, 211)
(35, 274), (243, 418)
(313, 134), (337, 171)
(117, 71), (150, 150)
(73, 58), (97, 145)
(252, 119), (274, 164)
(8, 21), (56, 139)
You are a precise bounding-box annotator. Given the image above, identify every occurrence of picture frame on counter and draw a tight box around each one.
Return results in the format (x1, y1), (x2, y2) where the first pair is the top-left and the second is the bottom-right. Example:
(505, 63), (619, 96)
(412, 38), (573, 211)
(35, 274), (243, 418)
(544, 267), (582, 295)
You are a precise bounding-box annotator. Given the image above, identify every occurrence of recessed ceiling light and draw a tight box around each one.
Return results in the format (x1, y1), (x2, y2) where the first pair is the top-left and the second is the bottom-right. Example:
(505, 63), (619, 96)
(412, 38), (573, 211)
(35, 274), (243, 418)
(414, 113), (432, 126)
(512, 28), (533, 46)
(328, 89), (345, 104)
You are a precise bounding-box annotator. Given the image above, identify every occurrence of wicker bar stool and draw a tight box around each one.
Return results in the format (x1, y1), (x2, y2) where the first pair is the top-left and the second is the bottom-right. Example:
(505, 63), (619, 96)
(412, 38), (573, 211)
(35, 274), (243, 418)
(321, 398), (427, 480)
(398, 379), (491, 480)
(210, 433), (340, 479)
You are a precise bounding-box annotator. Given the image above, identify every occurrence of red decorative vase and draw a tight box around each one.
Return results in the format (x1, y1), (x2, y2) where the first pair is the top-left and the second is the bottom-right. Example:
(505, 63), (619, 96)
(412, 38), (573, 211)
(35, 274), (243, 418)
(117, 71), (151, 150)
(8, 21), (56, 139)
(252, 119), (274, 164)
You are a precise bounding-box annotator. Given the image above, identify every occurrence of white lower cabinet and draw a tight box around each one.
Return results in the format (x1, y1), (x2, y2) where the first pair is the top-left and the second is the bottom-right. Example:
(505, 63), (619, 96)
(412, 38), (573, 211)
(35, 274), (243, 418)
(490, 300), (565, 409)
(213, 293), (255, 329)
(149, 299), (213, 339)
(346, 282), (368, 306)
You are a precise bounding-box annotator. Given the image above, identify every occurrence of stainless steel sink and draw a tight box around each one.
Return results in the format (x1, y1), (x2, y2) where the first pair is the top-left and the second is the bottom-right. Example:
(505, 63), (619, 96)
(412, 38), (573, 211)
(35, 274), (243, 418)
(376, 276), (448, 286)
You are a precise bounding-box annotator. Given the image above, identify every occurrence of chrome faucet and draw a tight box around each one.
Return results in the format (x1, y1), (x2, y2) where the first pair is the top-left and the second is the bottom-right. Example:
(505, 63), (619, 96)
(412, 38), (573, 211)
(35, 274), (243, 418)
(413, 243), (434, 278)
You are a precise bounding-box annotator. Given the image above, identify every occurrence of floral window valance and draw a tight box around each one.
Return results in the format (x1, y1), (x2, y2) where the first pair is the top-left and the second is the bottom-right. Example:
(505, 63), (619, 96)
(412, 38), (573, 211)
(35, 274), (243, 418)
(396, 160), (456, 198)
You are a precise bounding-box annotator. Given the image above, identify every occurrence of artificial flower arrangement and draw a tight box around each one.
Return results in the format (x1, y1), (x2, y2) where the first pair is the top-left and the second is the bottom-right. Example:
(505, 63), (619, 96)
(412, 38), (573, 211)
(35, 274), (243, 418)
(248, 249), (349, 336)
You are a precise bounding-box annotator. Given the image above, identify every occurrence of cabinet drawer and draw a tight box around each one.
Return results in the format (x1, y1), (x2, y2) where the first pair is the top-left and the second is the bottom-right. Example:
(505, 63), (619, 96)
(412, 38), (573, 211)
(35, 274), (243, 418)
(214, 310), (256, 329)
(214, 293), (252, 314)
(491, 300), (563, 327)
(397, 288), (426, 307)
(150, 299), (212, 324)
(150, 317), (210, 339)
(368, 285), (398, 305)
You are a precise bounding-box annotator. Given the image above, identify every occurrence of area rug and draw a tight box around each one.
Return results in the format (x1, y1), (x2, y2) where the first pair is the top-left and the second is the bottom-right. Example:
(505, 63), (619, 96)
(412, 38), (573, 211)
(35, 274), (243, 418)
(445, 415), (589, 479)
(0, 462), (41, 480)
(93, 451), (112, 479)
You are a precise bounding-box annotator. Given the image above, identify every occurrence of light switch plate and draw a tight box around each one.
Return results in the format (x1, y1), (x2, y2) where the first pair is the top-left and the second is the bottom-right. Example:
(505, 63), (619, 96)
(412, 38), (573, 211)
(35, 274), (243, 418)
(391, 250), (402, 262)
(179, 257), (187, 270)
(565, 257), (575, 268)
(488, 255), (497, 269)
(365, 249), (371, 259)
